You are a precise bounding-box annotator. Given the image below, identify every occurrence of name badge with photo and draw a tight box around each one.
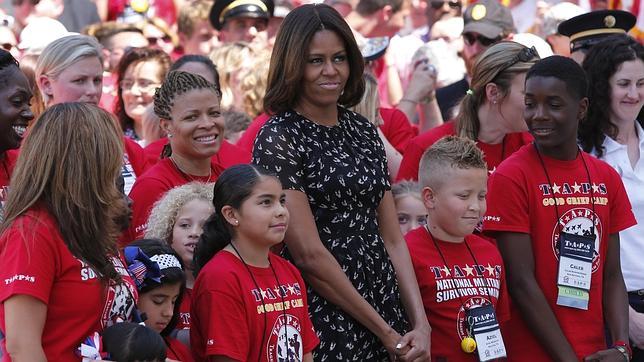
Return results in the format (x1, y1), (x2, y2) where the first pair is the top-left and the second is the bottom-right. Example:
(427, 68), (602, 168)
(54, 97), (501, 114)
(466, 304), (507, 362)
(556, 232), (594, 310)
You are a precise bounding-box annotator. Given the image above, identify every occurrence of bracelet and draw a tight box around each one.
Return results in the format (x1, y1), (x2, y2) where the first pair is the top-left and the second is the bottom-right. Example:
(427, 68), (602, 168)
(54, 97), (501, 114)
(613, 341), (632, 361)
(399, 98), (419, 105)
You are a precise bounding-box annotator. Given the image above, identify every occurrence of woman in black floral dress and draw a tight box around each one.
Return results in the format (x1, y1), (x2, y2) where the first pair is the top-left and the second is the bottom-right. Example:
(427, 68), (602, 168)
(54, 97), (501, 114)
(252, 4), (430, 361)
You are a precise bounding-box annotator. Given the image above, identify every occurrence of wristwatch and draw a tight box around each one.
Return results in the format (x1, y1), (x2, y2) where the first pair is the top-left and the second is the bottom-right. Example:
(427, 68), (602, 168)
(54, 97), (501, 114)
(614, 344), (631, 361)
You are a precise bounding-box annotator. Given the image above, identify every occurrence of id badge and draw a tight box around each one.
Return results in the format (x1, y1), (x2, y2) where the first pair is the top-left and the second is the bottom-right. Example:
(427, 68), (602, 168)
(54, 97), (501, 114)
(556, 232), (594, 310)
(466, 304), (507, 361)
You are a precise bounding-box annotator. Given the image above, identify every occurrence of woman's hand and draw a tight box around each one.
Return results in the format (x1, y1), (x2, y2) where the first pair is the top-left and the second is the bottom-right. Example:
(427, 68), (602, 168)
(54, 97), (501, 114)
(379, 327), (404, 361)
(396, 325), (431, 361)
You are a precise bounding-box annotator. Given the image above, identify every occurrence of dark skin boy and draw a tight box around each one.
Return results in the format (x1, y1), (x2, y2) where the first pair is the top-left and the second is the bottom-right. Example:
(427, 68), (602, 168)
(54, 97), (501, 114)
(494, 76), (628, 362)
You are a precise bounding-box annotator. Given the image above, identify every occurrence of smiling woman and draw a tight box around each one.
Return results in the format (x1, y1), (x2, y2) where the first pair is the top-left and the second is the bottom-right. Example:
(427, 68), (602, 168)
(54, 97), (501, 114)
(0, 49), (34, 221)
(125, 71), (224, 244)
(253, 4), (430, 361)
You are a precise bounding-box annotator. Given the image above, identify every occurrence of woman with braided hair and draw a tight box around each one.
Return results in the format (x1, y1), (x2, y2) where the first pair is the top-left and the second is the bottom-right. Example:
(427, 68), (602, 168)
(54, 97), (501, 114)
(125, 70), (224, 244)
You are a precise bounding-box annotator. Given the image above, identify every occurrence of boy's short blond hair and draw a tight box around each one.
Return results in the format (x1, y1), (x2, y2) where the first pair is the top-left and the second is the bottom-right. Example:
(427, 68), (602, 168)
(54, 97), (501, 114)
(419, 135), (487, 190)
(178, 0), (213, 37)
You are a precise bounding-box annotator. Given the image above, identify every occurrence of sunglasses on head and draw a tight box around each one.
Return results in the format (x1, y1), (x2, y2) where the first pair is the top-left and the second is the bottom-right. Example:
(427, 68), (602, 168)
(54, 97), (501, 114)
(430, 0), (461, 9)
(463, 33), (501, 47)
(501, 46), (538, 71)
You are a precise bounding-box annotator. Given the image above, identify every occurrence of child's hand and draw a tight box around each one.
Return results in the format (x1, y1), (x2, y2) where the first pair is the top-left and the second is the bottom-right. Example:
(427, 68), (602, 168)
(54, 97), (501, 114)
(584, 348), (628, 362)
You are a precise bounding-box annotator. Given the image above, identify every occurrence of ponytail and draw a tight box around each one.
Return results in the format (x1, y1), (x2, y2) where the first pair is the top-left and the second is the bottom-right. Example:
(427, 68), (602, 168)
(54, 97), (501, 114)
(193, 212), (231, 275)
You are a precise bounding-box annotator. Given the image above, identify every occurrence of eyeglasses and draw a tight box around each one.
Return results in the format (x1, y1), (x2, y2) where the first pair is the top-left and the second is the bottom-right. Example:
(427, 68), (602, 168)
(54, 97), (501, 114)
(430, 1), (461, 9)
(463, 33), (501, 47)
(120, 78), (160, 93)
(146, 35), (172, 44)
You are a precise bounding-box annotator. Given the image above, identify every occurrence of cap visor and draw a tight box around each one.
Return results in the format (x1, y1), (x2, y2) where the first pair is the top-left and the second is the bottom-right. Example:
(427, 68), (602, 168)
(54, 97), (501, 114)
(463, 22), (502, 39)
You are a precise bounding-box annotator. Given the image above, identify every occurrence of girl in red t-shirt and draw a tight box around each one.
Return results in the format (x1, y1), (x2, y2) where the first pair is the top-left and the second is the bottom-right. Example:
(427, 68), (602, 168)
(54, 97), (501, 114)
(124, 239), (194, 362)
(191, 164), (319, 362)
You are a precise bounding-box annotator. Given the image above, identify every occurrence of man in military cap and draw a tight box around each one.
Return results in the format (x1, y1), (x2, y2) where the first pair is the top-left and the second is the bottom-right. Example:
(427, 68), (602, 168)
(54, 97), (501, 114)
(558, 9), (636, 64)
(436, 0), (515, 120)
(209, 0), (274, 43)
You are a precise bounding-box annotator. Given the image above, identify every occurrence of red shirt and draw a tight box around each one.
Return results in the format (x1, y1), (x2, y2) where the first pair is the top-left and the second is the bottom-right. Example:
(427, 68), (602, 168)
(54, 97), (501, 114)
(126, 158), (215, 244)
(0, 150), (19, 218)
(143, 138), (250, 168)
(191, 251), (319, 361)
(405, 227), (509, 362)
(165, 336), (194, 362)
(0, 207), (137, 362)
(396, 121), (533, 182)
(176, 287), (192, 330)
(483, 145), (637, 360)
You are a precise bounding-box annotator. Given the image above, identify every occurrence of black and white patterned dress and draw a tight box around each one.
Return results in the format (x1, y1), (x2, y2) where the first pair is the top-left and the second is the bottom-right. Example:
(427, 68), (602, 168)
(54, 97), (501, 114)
(253, 107), (408, 361)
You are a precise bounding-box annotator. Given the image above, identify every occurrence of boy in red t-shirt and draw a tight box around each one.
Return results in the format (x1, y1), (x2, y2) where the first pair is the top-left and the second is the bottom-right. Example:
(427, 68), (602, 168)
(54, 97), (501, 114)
(483, 56), (636, 361)
(406, 135), (509, 362)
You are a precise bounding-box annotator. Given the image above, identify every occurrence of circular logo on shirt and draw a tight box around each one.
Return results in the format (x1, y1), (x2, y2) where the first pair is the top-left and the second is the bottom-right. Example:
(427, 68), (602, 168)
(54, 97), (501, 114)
(267, 314), (303, 362)
(550, 207), (603, 272)
(456, 296), (489, 340)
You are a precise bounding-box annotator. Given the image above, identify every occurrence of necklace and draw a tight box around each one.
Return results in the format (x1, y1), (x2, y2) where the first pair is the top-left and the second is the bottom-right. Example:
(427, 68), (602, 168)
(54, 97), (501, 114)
(229, 242), (291, 362)
(169, 156), (212, 183)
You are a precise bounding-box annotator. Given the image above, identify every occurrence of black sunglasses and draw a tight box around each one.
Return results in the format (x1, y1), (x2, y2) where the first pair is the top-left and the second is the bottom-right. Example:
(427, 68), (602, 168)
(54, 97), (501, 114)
(430, 0), (461, 9)
(463, 33), (501, 47)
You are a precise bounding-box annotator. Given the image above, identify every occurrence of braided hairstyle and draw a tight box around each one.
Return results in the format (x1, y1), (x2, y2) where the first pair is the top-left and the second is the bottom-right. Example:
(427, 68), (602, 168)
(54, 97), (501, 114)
(193, 164), (278, 276)
(153, 70), (221, 121)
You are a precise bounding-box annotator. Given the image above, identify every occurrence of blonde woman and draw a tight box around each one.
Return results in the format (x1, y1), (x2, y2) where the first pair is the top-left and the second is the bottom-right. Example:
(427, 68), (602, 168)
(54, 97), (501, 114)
(0, 103), (137, 361)
(397, 41), (539, 181)
(35, 35), (149, 194)
(209, 42), (256, 112)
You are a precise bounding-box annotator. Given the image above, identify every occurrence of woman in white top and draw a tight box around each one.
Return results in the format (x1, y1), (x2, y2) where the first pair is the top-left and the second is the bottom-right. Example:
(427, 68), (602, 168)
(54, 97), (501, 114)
(579, 34), (644, 356)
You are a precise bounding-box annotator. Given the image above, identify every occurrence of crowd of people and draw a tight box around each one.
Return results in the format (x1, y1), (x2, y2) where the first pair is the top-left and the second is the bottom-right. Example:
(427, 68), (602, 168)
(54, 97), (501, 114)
(0, 0), (642, 360)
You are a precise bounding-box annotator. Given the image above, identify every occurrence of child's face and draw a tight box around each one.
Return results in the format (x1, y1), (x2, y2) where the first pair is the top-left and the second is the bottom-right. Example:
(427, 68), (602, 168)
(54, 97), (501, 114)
(423, 167), (487, 241)
(231, 177), (289, 249)
(139, 282), (181, 333)
(395, 195), (428, 235)
(524, 76), (587, 158)
(172, 199), (214, 269)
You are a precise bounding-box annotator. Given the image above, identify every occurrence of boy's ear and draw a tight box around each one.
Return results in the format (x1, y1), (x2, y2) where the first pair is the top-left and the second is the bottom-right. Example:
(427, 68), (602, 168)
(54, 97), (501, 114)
(577, 97), (589, 122)
(422, 186), (437, 210)
(485, 83), (500, 105)
(220, 205), (239, 227)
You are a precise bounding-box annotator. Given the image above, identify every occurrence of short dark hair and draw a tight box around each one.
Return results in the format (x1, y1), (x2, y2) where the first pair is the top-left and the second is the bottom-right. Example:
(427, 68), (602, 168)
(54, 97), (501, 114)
(579, 35), (644, 157)
(0, 48), (19, 87)
(264, 4), (364, 114)
(194, 164), (277, 276)
(170, 54), (221, 92)
(355, 0), (404, 15)
(102, 322), (167, 361)
(127, 238), (186, 336)
(526, 55), (587, 100)
(114, 47), (172, 134)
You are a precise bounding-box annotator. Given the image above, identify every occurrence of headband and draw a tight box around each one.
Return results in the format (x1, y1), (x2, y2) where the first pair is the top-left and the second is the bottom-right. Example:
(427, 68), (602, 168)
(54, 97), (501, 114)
(124, 246), (182, 289)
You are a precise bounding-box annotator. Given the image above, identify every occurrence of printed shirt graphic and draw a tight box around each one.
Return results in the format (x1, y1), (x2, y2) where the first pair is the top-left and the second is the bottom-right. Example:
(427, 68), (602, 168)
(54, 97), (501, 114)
(405, 228), (509, 361)
(191, 251), (319, 362)
(483, 145), (636, 360)
(0, 206), (138, 362)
